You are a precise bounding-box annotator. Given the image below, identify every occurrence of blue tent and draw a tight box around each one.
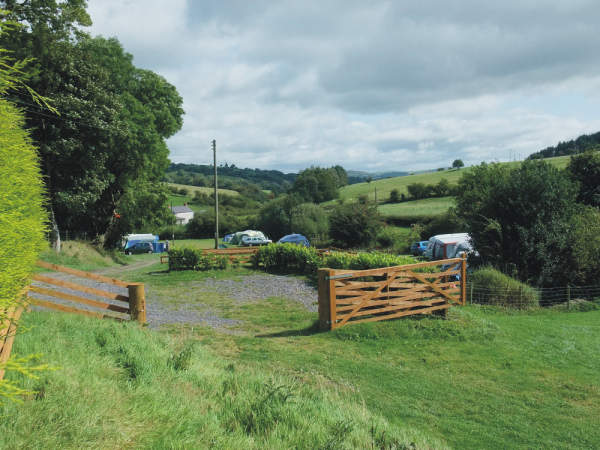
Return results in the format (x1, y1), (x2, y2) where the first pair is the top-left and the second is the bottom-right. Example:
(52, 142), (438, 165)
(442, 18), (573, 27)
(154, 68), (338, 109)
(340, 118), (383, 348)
(277, 234), (310, 247)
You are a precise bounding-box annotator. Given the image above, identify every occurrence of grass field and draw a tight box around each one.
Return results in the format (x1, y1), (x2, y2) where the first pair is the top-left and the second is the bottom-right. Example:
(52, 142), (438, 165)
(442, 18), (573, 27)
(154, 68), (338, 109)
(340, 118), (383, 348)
(168, 182), (239, 197)
(335, 155), (571, 204)
(4, 254), (599, 448)
(379, 196), (456, 219)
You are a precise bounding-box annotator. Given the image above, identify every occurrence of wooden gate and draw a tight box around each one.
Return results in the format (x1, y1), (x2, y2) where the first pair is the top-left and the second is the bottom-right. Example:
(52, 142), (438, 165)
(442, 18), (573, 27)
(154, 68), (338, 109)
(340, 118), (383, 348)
(27, 261), (146, 323)
(318, 255), (466, 330)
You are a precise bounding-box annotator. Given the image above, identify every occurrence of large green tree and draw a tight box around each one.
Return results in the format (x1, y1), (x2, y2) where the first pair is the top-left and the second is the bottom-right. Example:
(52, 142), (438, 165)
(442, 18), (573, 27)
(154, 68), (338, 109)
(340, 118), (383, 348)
(567, 150), (600, 208)
(456, 161), (578, 287)
(290, 166), (343, 203)
(1, 1), (184, 246)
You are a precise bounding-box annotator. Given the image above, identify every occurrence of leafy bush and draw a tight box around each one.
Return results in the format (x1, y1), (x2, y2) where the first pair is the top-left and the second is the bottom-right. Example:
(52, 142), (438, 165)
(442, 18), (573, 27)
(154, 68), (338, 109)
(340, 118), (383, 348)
(329, 201), (382, 248)
(253, 244), (320, 275)
(420, 208), (465, 240)
(470, 267), (539, 308)
(168, 248), (230, 271)
(254, 244), (418, 276)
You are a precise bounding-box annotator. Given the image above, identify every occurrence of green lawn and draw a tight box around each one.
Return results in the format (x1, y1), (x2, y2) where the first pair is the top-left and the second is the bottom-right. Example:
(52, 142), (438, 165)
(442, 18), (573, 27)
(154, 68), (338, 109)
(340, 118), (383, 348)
(334, 155), (571, 204)
(379, 196), (456, 219)
(4, 256), (599, 448)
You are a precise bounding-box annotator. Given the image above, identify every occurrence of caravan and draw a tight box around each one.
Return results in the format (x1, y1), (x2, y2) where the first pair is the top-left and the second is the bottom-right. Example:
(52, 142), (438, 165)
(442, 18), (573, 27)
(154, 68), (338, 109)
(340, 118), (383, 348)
(423, 233), (474, 260)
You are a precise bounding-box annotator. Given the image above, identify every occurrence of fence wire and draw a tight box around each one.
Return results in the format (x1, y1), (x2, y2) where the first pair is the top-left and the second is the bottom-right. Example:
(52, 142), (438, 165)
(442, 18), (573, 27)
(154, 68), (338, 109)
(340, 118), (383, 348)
(465, 282), (600, 308)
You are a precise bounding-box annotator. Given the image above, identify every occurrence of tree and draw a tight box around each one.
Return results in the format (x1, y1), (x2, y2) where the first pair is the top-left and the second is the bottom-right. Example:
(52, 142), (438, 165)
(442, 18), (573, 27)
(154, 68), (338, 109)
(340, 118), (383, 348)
(290, 167), (339, 203)
(567, 150), (600, 208)
(433, 178), (450, 197)
(456, 161), (578, 286)
(0, 20), (48, 400)
(290, 203), (329, 239)
(568, 206), (600, 284)
(452, 159), (464, 169)
(389, 188), (401, 203)
(330, 201), (382, 248)
(407, 183), (432, 200)
(1, 2), (184, 246)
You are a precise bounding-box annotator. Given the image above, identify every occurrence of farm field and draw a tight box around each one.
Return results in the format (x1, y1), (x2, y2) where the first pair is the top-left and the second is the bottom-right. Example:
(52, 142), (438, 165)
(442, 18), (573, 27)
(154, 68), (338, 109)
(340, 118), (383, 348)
(379, 196), (456, 219)
(3, 252), (599, 449)
(335, 155), (571, 204)
(168, 182), (239, 198)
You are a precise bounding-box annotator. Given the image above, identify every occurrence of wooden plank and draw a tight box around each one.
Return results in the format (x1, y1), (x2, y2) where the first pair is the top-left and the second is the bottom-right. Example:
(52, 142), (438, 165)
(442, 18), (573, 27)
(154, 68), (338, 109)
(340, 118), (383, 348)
(326, 257), (462, 278)
(404, 270), (461, 304)
(28, 298), (123, 320)
(0, 308), (24, 381)
(337, 297), (446, 313)
(461, 253), (467, 305)
(28, 286), (130, 314)
(337, 298), (447, 318)
(339, 303), (451, 326)
(36, 260), (130, 288)
(32, 274), (129, 303)
(336, 271), (401, 328)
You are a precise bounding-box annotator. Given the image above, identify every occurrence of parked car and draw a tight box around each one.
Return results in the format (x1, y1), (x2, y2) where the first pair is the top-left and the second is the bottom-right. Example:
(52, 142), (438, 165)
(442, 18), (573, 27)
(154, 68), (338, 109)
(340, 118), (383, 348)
(277, 233), (310, 247)
(125, 242), (154, 255)
(241, 236), (272, 246)
(410, 240), (429, 256)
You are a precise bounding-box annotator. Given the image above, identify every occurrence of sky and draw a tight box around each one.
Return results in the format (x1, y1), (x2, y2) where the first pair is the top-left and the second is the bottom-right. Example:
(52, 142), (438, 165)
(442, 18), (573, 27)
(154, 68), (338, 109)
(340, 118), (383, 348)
(88, 0), (600, 173)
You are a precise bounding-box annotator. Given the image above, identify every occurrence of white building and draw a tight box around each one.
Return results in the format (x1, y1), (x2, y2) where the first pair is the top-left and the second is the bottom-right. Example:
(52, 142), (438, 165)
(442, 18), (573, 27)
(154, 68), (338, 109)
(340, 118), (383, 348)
(171, 205), (194, 225)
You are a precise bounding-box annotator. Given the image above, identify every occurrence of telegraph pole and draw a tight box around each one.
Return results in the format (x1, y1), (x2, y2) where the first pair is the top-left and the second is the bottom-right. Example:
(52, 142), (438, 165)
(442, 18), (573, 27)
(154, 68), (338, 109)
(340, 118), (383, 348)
(213, 139), (219, 249)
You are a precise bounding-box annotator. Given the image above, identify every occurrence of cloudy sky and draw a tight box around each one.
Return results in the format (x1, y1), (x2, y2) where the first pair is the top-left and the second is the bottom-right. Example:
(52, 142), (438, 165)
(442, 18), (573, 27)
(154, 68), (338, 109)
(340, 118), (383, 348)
(88, 0), (600, 173)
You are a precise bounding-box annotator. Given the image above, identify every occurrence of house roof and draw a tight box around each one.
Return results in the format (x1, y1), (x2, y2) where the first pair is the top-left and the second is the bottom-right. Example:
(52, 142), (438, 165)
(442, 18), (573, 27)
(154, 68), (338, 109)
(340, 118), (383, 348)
(170, 205), (194, 214)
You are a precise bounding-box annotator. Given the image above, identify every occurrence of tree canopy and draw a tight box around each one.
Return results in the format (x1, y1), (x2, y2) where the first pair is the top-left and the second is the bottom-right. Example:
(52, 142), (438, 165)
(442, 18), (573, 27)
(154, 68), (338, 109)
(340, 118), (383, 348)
(0, 0), (184, 245)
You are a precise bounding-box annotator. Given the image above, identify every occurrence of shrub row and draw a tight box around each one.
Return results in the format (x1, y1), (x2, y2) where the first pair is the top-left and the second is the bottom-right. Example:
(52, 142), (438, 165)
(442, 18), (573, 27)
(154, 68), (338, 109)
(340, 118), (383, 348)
(253, 244), (419, 275)
(469, 267), (539, 308)
(168, 248), (230, 271)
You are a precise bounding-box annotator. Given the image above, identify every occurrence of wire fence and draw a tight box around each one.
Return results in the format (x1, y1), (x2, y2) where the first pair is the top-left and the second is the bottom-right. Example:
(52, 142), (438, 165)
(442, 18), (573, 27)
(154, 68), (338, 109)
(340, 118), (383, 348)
(465, 282), (600, 309)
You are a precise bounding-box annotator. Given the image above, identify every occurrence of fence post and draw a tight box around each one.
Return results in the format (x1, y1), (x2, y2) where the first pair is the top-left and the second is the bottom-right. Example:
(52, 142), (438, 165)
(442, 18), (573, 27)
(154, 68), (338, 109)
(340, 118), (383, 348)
(318, 269), (336, 331)
(567, 285), (571, 310)
(461, 252), (467, 305)
(128, 283), (146, 324)
(470, 281), (474, 304)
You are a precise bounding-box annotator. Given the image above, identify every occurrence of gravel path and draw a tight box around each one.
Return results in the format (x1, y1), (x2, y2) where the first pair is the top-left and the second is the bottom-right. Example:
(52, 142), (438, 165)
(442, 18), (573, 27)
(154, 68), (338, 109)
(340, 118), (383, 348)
(30, 269), (318, 331)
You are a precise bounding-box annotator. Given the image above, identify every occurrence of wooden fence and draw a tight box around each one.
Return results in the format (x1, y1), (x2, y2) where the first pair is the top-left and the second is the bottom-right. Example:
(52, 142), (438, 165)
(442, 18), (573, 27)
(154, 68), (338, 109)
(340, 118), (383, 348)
(318, 255), (466, 330)
(27, 261), (146, 324)
(0, 294), (26, 381)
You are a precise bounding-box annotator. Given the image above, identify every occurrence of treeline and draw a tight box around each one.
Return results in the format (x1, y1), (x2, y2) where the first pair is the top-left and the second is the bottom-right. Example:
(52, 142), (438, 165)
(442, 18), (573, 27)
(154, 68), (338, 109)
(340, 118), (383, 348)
(1, 1), (184, 247)
(166, 163), (297, 193)
(527, 131), (600, 160)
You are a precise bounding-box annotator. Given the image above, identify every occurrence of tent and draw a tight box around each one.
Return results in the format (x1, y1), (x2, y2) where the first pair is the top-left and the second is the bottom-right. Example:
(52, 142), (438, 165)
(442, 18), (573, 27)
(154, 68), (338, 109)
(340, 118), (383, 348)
(229, 230), (267, 245)
(423, 233), (473, 260)
(277, 234), (310, 247)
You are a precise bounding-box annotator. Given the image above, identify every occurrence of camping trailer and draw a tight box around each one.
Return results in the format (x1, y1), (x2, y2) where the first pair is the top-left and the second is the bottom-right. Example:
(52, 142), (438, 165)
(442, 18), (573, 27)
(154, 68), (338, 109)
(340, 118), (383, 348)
(423, 233), (473, 260)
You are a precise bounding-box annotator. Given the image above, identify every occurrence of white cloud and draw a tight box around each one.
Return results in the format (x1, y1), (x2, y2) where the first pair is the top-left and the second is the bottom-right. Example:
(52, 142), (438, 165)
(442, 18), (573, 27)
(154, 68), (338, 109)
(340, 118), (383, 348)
(88, 0), (600, 172)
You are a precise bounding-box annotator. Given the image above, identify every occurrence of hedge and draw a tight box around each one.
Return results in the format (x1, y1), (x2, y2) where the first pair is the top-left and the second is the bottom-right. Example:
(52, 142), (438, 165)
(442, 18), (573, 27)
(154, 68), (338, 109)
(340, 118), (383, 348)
(168, 248), (230, 271)
(253, 244), (419, 275)
(470, 267), (539, 308)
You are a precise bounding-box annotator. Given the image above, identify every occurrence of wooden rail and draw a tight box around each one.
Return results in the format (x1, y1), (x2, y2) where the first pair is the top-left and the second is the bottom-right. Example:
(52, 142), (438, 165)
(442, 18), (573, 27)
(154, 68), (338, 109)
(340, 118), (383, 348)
(0, 301), (25, 381)
(26, 261), (146, 324)
(318, 254), (467, 330)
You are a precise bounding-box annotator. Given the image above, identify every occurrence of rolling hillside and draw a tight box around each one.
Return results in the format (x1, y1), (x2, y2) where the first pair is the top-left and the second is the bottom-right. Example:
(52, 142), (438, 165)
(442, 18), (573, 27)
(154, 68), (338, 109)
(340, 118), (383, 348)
(336, 155), (571, 205)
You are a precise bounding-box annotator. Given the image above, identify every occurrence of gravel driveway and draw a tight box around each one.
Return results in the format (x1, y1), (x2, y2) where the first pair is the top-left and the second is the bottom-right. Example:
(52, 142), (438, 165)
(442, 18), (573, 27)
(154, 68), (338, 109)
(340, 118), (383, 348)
(30, 270), (318, 331)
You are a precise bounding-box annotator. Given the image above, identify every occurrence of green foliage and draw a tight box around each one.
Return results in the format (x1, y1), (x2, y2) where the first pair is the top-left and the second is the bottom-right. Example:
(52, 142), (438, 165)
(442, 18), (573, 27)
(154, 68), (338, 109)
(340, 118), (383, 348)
(456, 160), (577, 287)
(329, 201), (382, 248)
(186, 210), (249, 239)
(388, 188), (400, 203)
(257, 196), (327, 241)
(470, 267), (539, 308)
(406, 182), (433, 200)
(253, 244), (320, 275)
(452, 159), (464, 169)
(568, 206), (600, 284)
(528, 130), (600, 159)
(253, 244), (418, 276)
(1, 5), (183, 242)
(168, 248), (230, 271)
(290, 166), (342, 203)
(567, 150), (600, 208)
(0, 29), (48, 402)
(420, 208), (465, 240)
(289, 203), (329, 240)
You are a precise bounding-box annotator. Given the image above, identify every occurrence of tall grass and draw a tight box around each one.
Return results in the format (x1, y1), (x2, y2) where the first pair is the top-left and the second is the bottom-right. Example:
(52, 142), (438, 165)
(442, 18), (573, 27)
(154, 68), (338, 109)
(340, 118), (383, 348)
(469, 267), (539, 308)
(0, 312), (440, 449)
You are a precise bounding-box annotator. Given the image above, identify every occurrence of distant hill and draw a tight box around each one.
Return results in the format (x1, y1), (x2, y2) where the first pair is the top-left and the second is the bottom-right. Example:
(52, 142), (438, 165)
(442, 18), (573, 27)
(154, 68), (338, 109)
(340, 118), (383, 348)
(347, 170), (409, 184)
(165, 163), (296, 193)
(528, 131), (600, 160)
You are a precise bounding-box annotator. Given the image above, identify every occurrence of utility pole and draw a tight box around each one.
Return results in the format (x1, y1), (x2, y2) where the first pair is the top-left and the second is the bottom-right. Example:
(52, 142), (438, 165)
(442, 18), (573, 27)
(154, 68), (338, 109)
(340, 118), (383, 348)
(213, 139), (219, 249)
